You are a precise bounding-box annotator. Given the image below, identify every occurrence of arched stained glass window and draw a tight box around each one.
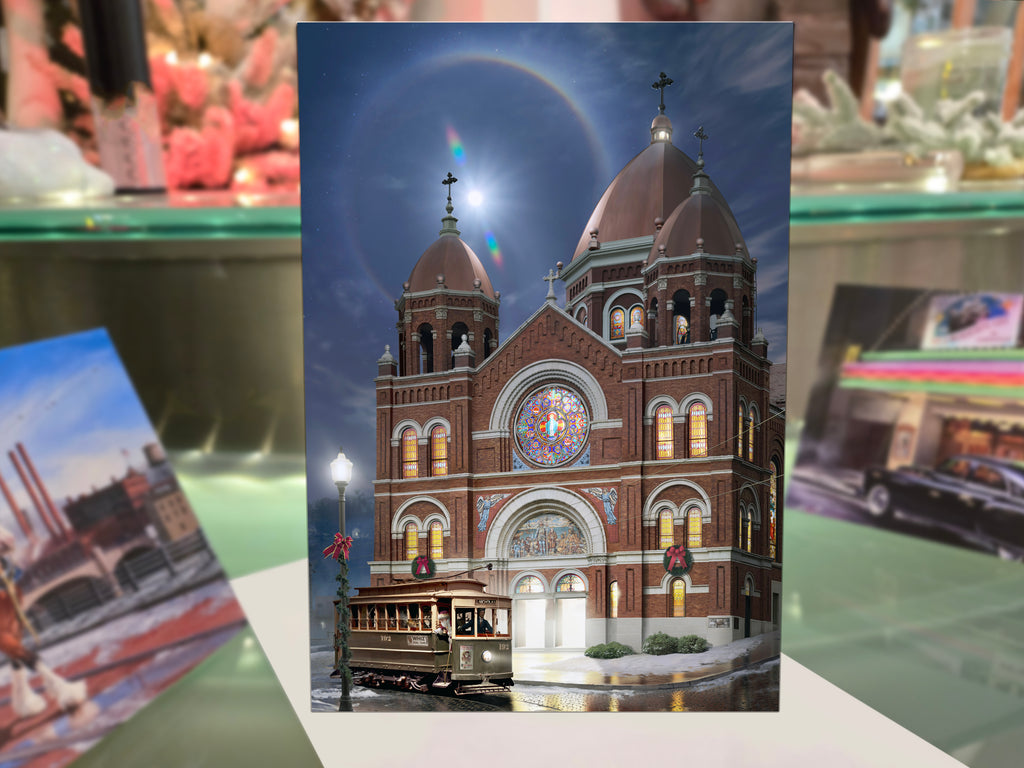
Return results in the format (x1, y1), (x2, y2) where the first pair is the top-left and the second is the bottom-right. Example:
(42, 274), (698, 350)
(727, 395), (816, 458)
(769, 460), (779, 560)
(672, 578), (685, 617)
(401, 428), (418, 478)
(405, 522), (418, 560)
(747, 414), (755, 463)
(659, 509), (674, 549)
(675, 314), (689, 344)
(515, 575), (543, 594)
(429, 521), (443, 559)
(737, 405), (745, 458)
(655, 405), (674, 459)
(687, 507), (702, 548)
(688, 402), (708, 457)
(740, 506), (753, 553)
(555, 574), (585, 592)
(629, 305), (644, 330)
(609, 581), (619, 618)
(610, 308), (625, 340)
(431, 425), (448, 476)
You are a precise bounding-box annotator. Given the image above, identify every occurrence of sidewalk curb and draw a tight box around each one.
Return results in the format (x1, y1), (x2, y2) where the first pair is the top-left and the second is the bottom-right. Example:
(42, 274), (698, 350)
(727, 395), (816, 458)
(512, 653), (780, 691)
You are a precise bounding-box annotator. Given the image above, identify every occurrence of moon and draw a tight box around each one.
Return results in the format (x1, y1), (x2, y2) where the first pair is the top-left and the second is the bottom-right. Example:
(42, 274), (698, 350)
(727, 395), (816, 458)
(467, 189), (484, 207)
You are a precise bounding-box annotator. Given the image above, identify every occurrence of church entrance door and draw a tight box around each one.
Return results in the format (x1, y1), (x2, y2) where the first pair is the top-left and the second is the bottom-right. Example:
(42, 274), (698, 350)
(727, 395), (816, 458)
(556, 597), (586, 647)
(517, 599), (546, 648)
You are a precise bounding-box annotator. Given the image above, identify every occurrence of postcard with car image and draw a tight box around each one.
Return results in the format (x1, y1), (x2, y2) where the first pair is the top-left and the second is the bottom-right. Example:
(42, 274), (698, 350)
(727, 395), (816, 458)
(0, 329), (246, 765)
(300, 22), (792, 712)
(791, 285), (1024, 562)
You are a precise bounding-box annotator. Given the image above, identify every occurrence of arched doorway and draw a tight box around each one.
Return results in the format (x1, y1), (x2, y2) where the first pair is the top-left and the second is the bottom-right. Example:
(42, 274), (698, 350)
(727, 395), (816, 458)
(553, 573), (587, 647)
(512, 575), (546, 648)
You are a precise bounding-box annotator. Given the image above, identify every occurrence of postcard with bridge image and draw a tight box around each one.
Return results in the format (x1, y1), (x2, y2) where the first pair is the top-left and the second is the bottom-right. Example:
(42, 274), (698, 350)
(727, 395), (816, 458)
(0, 329), (246, 764)
(300, 22), (791, 712)
(791, 285), (1024, 563)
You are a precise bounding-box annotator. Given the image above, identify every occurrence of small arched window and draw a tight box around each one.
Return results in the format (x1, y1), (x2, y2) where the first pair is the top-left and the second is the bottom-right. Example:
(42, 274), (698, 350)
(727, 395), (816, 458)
(515, 575), (543, 594)
(672, 578), (685, 617)
(747, 413), (755, 463)
(555, 574), (585, 592)
(688, 402), (708, 457)
(655, 405), (674, 459)
(737, 404), (745, 458)
(687, 506), (702, 548)
(769, 459), (779, 560)
(405, 522), (418, 560)
(431, 425), (448, 476)
(609, 581), (619, 618)
(629, 305), (644, 330)
(401, 428), (418, 478)
(610, 308), (625, 340)
(429, 521), (443, 559)
(659, 509), (674, 549)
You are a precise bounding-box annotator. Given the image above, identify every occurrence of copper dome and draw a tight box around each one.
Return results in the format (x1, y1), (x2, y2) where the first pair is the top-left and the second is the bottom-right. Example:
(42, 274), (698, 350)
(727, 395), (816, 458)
(651, 185), (746, 260)
(407, 233), (496, 298)
(571, 131), (742, 261)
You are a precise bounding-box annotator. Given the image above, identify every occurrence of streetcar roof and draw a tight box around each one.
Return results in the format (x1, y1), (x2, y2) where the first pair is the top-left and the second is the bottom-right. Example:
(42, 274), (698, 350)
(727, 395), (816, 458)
(349, 578), (505, 603)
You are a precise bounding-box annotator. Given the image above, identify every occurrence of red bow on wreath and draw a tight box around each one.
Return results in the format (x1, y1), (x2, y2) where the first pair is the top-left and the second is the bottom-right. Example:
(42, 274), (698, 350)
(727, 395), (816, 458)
(666, 544), (688, 570)
(323, 533), (354, 561)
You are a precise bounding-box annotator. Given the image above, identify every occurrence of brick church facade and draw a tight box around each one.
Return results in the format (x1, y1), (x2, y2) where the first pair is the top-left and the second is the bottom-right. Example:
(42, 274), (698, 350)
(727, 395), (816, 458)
(370, 99), (784, 650)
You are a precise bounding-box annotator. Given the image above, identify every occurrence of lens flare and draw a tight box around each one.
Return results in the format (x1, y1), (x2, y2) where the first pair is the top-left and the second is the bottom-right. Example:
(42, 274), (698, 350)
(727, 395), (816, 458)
(485, 230), (503, 267)
(446, 125), (466, 165)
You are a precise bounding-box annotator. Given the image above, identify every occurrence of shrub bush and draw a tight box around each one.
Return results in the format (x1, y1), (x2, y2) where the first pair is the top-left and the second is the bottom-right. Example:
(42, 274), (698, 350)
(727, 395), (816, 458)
(641, 632), (678, 655)
(584, 641), (635, 659)
(677, 634), (710, 654)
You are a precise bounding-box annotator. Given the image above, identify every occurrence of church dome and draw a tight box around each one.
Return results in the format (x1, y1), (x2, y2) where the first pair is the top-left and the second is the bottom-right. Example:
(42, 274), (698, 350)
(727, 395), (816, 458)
(571, 114), (740, 261)
(651, 161), (747, 260)
(407, 200), (496, 298)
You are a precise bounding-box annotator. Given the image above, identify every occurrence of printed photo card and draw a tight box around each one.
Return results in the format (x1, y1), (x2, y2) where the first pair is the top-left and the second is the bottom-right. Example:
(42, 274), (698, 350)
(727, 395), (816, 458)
(299, 22), (792, 712)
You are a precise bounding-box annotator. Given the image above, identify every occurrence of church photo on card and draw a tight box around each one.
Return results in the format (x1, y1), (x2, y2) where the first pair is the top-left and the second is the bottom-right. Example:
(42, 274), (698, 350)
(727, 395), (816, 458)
(299, 22), (791, 712)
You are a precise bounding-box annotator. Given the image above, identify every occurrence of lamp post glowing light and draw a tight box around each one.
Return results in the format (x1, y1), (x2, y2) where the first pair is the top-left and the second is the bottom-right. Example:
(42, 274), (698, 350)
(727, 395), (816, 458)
(330, 447), (354, 712)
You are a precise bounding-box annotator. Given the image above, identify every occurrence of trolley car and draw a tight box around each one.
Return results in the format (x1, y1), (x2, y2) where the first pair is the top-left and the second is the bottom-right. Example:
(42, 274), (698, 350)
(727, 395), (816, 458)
(335, 578), (514, 695)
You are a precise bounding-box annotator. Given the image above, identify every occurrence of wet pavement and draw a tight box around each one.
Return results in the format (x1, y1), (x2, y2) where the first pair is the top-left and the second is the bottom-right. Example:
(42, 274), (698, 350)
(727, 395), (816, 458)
(512, 631), (780, 688)
(310, 632), (781, 712)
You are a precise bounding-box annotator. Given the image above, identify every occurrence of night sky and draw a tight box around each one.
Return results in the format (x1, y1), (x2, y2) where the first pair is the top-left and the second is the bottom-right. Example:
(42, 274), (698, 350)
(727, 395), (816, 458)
(298, 22), (793, 506)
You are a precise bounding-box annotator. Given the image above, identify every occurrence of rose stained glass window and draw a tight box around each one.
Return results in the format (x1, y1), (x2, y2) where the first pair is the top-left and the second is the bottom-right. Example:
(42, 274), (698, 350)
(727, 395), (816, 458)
(610, 308), (625, 339)
(514, 386), (589, 467)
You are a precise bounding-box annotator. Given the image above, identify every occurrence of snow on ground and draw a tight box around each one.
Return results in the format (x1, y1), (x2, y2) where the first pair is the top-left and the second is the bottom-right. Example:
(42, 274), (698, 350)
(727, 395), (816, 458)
(530, 631), (779, 676)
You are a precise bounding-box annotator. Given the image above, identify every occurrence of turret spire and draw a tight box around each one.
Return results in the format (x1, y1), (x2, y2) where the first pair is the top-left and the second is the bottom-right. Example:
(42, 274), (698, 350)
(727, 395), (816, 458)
(439, 171), (460, 236)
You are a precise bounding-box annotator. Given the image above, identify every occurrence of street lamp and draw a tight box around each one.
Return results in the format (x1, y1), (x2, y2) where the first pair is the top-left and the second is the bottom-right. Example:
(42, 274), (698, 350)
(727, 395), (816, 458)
(330, 447), (354, 712)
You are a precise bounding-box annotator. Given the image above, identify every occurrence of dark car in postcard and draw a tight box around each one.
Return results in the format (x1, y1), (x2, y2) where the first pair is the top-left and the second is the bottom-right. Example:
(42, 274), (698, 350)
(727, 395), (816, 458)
(862, 455), (1024, 561)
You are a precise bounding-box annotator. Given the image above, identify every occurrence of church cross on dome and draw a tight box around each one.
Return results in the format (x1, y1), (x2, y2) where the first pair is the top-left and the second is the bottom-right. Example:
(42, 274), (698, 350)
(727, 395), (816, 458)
(694, 125), (709, 162)
(442, 171), (458, 206)
(651, 72), (673, 115)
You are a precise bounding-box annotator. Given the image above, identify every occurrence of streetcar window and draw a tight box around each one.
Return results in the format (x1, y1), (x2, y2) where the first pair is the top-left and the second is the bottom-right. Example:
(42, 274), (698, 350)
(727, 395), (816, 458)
(494, 608), (510, 638)
(455, 608), (475, 636)
(399, 606), (409, 630)
(476, 608), (494, 636)
(367, 605), (377, 630)
(421, 604), (432, 630)
(386, 604), (398, 630)
(350, 606), (359, 630)
(407, 604), (419, 631)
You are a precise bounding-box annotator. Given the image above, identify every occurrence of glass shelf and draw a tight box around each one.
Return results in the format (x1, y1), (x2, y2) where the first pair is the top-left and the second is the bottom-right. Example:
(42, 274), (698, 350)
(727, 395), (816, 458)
(1, 185), (1023, 244)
